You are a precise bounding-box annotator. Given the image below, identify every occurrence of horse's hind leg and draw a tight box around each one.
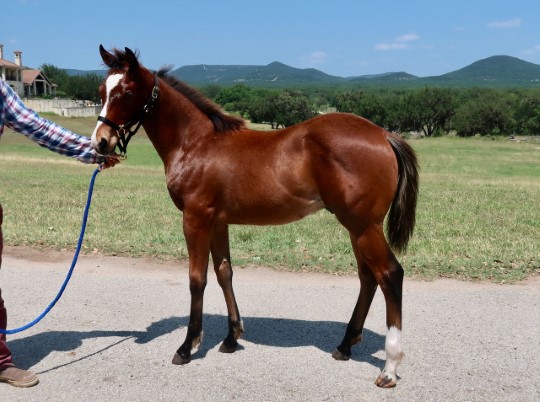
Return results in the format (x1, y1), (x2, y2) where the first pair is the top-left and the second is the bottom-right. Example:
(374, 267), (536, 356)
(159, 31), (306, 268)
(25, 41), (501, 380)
(338, 224), (404, 388)
(210, 224), (244, 353)
(361, 225), (404, 388)
(333, 232), (378, 360)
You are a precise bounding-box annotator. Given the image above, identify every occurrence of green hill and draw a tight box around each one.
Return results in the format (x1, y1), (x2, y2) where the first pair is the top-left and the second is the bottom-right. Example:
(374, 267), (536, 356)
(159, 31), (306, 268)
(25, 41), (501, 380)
(170, 61), (344, 86)
(422, 55), (540, 87)
(63, 55), (540, 88)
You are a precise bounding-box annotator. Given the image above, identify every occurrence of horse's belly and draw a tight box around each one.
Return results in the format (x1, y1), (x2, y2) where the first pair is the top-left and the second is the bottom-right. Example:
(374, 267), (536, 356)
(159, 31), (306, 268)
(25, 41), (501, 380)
(225, 197), (325, 226)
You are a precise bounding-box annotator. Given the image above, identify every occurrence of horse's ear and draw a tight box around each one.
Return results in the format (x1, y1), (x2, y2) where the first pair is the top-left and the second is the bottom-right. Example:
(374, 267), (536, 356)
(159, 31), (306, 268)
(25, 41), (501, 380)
(99, 44), (117, 68)
(124, 47), (140, 72)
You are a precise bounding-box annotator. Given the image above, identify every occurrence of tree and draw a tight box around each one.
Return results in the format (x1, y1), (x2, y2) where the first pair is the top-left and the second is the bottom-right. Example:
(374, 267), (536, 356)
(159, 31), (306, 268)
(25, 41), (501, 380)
(514, 92), (540, 135)
(450, 89), (516, 136)
(273, 90), (315, 128)
(41, 64), (69, 88)
(401, 87), (457, 136)
(381, 94), (407, 132)
(66, 73), (102, 103)
(200, 84), (223, 100)
(244, 89), (279, 128)
(333, 91), (364, 113)
(332, 90), (386, 127)
(215, 84), (252, 115)
(41, 63), (69, 97)
(40, 64), (101, 102)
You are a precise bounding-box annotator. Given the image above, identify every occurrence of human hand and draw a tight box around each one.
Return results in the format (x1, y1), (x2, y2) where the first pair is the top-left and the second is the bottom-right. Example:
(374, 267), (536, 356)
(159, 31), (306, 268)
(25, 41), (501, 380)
(100, 153), (122, 170)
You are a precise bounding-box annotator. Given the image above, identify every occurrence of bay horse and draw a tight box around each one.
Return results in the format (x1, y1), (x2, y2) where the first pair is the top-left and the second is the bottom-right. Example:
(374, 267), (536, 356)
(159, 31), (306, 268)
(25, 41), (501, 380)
(92, 46), (419, 388)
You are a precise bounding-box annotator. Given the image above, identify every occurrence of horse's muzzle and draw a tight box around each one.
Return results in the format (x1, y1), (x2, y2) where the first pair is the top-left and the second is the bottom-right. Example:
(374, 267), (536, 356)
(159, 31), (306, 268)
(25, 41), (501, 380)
(92, 124), (118, 156)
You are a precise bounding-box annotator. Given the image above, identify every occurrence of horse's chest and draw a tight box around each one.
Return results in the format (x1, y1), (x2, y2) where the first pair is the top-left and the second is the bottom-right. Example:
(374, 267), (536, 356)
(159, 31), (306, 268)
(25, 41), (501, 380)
(165, 166), (213, 211)
(165, 171), (187, 211)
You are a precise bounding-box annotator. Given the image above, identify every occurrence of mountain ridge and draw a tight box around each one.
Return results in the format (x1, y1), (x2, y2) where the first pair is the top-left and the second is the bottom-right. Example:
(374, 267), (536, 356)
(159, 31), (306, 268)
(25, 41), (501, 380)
(63, 55), (540, 88)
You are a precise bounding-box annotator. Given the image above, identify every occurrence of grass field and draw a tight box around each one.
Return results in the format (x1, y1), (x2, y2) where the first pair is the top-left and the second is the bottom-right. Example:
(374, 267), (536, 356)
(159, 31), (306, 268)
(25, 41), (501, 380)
(1, 114), (539, 282)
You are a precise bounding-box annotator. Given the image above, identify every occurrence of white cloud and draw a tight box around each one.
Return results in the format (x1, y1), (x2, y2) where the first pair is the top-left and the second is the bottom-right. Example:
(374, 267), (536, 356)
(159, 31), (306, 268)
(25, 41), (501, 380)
(521, 45), (540, 55)
(308, 51), (327, 64)
(488, 18), (522, 28)
(374, 43), (408, 51)
(298, 51), (329, 68)
(396, 33), (419, 42)
(375, 33), (419, 51)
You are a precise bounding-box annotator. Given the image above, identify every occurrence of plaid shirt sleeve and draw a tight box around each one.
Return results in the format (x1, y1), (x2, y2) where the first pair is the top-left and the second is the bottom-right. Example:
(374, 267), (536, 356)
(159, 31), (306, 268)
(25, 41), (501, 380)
(1, 80), (102, 164)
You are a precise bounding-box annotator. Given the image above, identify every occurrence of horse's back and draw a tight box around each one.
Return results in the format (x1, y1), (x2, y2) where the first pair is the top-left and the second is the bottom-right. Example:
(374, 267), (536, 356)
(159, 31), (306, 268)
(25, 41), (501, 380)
(302, 112), (391, 147)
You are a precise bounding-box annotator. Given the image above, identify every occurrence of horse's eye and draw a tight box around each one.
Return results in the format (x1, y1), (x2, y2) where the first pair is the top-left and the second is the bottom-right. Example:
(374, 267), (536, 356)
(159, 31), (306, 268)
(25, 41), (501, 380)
(124, 91), (134, 98)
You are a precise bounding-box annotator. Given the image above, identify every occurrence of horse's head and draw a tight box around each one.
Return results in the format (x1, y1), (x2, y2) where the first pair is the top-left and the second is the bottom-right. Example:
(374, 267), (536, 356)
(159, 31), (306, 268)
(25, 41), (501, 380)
(92, 45), (158, 156)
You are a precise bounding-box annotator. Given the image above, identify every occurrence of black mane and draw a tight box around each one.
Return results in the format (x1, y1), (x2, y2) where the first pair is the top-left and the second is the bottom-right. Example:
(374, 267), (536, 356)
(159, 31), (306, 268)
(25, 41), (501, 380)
(156, 67), (246, 133)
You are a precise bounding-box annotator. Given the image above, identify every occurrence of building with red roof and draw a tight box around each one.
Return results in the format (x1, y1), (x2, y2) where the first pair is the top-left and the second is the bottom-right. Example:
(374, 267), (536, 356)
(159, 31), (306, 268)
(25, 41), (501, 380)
(0, 44), (55, 97)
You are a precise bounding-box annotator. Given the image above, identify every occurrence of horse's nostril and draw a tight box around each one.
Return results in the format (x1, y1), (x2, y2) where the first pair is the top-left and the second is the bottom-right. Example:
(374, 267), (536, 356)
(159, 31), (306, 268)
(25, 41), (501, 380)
(98, 138), (108, 153)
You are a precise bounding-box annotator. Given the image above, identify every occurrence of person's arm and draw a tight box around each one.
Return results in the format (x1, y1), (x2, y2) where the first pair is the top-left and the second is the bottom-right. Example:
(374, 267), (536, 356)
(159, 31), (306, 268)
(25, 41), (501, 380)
(1, 81), (105, 164)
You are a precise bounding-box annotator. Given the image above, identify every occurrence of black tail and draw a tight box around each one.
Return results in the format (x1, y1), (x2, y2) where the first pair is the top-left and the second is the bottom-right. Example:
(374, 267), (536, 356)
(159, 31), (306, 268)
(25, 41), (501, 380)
(385, 134), (419, 253)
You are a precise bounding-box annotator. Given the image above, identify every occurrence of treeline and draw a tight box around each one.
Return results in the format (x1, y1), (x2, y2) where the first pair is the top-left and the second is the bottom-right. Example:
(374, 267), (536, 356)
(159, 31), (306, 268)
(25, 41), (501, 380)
(203, 84), (540, 136)
(41, 64), (102, 103)
(40, 63), (540, 136)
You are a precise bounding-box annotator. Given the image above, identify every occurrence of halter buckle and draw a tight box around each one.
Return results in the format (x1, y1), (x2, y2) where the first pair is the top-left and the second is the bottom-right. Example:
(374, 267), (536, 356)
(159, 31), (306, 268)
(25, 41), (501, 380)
(151, 85), (159, 100)
(144, 84), (160, 113)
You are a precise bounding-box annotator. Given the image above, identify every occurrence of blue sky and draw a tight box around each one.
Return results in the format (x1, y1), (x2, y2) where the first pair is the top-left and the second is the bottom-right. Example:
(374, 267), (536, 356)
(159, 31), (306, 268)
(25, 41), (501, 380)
(3, 0), (540, 77)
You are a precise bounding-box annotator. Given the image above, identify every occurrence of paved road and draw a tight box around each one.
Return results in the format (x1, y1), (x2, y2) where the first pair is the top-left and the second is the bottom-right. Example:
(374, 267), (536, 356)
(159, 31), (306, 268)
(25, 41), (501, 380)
(1, 246), (539, 401)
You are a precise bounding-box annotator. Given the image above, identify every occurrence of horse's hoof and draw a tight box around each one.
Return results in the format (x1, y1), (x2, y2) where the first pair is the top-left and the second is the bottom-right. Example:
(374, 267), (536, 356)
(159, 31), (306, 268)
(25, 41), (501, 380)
(172, 352), (191, 365)
(375, 372), (397, 388)
(218, 339), (238, 354)
(331, 348), (351, 361)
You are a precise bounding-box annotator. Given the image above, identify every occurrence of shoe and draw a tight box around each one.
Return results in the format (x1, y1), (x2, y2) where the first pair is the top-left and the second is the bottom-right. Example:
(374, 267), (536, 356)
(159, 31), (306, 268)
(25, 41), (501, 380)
(0, 366), (39, 388)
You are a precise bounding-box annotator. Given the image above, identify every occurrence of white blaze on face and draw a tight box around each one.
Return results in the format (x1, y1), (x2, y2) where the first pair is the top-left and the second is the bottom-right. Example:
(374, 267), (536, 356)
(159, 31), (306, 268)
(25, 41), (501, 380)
(91, 73), (124, 148)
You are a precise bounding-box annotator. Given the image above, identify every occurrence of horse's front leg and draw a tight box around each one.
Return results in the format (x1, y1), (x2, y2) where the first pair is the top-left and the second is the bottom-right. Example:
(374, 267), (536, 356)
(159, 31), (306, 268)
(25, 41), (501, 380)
(172, 213), (212, 365)
(210, 223), (244, 353)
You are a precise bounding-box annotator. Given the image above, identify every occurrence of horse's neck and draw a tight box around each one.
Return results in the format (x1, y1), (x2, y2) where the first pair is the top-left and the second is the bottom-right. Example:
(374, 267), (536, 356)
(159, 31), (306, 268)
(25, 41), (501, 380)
(144, 86), (209, 165)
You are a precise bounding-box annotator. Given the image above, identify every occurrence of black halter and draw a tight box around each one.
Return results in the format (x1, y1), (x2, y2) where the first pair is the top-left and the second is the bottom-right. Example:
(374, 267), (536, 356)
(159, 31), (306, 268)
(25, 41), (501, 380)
(97, 75), (159, 156)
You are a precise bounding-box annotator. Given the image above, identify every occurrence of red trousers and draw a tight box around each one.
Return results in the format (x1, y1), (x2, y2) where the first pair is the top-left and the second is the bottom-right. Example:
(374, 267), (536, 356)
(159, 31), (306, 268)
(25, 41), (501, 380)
(0, 204), (14, 369)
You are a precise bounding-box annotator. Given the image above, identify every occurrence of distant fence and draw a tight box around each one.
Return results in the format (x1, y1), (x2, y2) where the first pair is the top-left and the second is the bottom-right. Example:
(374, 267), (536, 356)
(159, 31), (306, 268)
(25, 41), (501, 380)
(24, 98), (101, 118)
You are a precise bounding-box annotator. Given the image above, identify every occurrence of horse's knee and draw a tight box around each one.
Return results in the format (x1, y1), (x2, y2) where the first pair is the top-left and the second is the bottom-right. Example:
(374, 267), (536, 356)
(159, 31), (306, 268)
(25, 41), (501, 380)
(189, 272), (207, 294)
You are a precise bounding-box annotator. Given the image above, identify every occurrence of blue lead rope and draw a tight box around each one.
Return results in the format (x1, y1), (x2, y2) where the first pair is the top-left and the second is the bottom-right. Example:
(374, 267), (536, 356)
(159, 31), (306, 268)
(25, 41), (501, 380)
(0, 168), (101, 335)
